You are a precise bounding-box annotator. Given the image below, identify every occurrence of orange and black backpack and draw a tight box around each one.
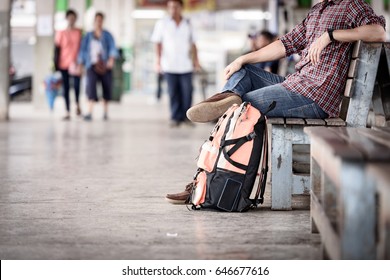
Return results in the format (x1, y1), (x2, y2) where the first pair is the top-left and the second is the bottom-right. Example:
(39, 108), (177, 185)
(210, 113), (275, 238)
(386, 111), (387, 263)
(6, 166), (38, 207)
(189, 101), (275, 212)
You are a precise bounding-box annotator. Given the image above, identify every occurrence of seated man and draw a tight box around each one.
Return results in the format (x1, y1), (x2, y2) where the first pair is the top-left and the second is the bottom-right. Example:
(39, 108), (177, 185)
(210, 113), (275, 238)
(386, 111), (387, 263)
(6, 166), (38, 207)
(166, 0), (386, 204)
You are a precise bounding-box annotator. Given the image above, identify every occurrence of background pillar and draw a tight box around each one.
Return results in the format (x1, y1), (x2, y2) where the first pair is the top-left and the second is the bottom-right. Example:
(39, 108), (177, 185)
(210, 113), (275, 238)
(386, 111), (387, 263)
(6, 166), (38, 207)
(0, 0), (11, 121)
(33, 0), (55, 110)
(268, 0), (279, 34)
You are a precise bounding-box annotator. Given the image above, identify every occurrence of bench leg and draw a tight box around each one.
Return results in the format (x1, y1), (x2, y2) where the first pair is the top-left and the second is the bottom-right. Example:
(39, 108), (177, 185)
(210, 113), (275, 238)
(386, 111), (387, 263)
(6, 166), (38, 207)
(340, 162), (376, 259)
(311, 158), (321, 234)
(378, 187), (390, 259)
(322, 244), (330, 260)
(271, 127), (292, 210)
(321, 171), (338, 259)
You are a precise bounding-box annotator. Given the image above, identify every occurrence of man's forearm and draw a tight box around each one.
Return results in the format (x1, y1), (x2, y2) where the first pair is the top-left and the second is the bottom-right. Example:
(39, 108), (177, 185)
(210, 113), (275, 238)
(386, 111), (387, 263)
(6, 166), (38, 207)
(237, 40), (286, 65)
(156, 43), (162, 65)
(333, 24), (386, 43)
(192, 43), (200, 68)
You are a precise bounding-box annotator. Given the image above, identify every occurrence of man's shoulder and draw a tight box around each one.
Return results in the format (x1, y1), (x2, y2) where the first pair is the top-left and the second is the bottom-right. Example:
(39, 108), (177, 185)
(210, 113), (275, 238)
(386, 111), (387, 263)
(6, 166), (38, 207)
(103, 30), (114, 38)
(56, 29), (65, 37)
(156, 16), (171, 25)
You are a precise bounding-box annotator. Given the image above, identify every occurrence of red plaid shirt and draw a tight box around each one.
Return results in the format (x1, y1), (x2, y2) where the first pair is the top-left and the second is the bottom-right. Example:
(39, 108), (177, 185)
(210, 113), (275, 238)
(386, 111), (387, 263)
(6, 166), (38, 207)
(279, 0), (386, 117)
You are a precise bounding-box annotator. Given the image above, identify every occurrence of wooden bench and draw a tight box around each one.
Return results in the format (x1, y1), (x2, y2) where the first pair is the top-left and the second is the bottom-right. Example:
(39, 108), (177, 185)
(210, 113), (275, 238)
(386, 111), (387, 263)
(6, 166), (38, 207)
(304, 126), (390, 259)
(366, 126), (390, 260)
(267, 41), (390, 210)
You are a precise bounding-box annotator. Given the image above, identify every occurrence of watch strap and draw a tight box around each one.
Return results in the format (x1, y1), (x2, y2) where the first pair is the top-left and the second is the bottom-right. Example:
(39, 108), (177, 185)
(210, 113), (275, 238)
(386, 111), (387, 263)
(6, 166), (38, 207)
(328, 28), (335, 42)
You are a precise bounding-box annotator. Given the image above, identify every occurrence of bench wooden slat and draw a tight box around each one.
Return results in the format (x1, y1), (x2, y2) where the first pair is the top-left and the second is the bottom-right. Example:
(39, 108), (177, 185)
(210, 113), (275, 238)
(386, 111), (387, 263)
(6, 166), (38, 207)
(339, 96), (350, 121)
(358, 128), (390, 150)
(325, 118), (346, 127)
(330, 127), (390, 161)
(372, 126), (390, 135)
(343, 79), (354, 98)
(348, 59), (358, 78)
(305, 127), (365, 161)
(352, 40), (362, 59)
(267, 118), (284, 125)
(305, 119), (326, 125)
(311, 192), (341, 259)
(286, 118), (305, 125)
(346, 42), (383, 128)
(293, 162), (310, 174)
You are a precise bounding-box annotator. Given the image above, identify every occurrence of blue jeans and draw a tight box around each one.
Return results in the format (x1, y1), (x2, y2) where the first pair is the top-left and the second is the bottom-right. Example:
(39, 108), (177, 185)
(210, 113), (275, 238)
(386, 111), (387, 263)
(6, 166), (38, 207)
(222, 64), (328, 118)
(164, 72), (193, 122)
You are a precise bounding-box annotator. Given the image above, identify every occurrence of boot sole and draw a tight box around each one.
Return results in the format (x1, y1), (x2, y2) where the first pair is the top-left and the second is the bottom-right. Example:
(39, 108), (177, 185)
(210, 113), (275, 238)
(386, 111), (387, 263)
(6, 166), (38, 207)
(186, 95), (242, 123)
(165, 197), (190, 205)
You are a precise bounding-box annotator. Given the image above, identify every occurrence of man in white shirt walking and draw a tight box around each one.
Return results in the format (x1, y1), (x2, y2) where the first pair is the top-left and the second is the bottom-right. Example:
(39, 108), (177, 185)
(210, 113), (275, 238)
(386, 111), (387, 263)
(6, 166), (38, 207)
(151, 0), (201, 127)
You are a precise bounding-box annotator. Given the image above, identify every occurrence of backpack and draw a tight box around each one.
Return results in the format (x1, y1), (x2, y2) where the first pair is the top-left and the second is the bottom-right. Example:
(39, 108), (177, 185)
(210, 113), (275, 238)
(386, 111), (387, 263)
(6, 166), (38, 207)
(189, 101), (276, 212)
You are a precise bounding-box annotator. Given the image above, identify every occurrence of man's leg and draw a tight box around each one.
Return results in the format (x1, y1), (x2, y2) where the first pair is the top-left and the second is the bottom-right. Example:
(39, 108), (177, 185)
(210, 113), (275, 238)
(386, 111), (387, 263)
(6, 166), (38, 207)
(84, 68), (98, 121)
(156, 73), (163, 101)
(222, 64), (327, 118)
(72, 75), (81, 115)
(243, 84), (328, 118)
(165, 73), (182, 126)
(179, 72), (193, 122)
(187, 64), (285, 122)
(222, 64), (285, 94)
(60, 70), (71, 119)
(101, 70), (112, 120)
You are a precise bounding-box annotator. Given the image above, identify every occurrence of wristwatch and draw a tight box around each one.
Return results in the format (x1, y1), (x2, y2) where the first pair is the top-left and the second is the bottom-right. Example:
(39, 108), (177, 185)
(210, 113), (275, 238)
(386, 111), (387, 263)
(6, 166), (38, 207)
(327, 28), (335, 42)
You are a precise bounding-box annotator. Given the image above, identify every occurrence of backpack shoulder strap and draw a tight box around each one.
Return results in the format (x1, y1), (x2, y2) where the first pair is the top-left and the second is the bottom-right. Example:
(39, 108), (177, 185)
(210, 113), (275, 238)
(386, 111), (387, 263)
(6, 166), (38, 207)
(254, 126), (269, 205)
(253, 101), (276, 206)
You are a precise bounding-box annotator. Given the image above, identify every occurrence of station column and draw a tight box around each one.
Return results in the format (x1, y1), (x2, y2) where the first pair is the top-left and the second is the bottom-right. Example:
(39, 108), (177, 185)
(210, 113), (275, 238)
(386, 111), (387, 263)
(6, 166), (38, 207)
(0, 0), (11, 120)
(33, 0), (55, 110)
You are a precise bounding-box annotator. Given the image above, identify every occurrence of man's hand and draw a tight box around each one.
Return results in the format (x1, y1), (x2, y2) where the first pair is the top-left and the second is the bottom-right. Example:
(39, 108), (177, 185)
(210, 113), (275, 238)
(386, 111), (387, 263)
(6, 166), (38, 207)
(193, 60), (202, 73)
(224, 58), (243, 80)
(155, 62), (162, 73)
(308, 32), (332, 65)
(106, 57), (115, 70)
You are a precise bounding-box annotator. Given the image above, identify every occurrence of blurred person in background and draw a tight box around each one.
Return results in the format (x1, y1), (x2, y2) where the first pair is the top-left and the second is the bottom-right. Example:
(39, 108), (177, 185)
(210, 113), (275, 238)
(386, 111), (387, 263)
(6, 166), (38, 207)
(55, 9), (82, 120)
(151, 0), (201, 127)
(247, 30), (279, 74)
(155, 72), (164, 103)
(78, 12), (118, 121)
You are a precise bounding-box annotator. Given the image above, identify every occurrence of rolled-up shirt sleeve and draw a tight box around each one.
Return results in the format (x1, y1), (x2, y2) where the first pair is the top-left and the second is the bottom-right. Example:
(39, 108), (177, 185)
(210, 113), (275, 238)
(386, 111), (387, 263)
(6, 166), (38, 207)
(279, 17), (308, 57)
(347, 0), (386, 29)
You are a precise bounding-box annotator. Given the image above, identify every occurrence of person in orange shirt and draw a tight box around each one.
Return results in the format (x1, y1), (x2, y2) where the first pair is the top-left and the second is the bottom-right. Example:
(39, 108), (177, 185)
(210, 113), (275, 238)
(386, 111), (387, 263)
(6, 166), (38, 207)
(55, 9), (83, 120)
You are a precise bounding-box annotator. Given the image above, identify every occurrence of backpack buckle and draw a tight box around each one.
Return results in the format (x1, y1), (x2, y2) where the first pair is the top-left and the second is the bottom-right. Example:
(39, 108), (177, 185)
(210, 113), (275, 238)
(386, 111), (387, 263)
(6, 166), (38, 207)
(246, 132), (256, 140)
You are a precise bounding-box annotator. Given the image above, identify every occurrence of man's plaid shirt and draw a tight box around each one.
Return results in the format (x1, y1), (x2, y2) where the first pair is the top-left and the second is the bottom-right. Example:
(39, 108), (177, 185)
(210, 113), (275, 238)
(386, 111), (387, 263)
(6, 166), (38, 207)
(279, 0), (386, 117)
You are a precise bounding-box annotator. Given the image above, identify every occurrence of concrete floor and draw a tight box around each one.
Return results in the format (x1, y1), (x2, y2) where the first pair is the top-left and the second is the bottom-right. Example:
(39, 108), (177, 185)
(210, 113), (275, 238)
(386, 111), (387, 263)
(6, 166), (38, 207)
(0, 94), (320, 260)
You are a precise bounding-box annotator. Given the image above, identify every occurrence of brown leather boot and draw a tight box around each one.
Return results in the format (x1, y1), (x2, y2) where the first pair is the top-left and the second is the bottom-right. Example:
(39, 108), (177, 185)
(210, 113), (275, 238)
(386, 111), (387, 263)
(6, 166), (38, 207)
(165, 182), (194, 204)
(186, 92), (242, 123)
